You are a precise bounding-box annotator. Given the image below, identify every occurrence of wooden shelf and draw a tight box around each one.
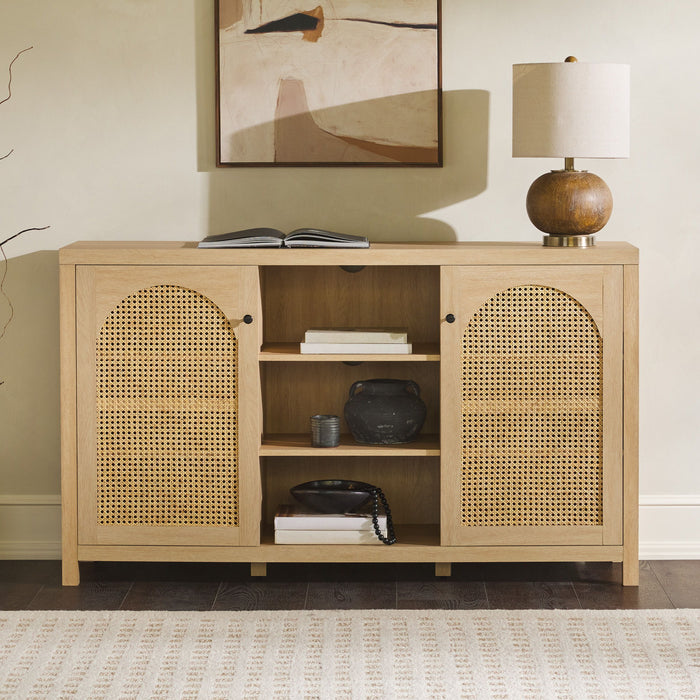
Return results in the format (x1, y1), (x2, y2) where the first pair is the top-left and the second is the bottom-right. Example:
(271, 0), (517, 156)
(259, 342), (440, 362)
(260, 433), (440, 457)
(261, 524), (440, 549)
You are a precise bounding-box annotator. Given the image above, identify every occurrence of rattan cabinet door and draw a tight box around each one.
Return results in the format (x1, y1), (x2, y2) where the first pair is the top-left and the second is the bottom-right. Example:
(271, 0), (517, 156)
(76, 265), (261, 547)
(440, 265), (623, 547)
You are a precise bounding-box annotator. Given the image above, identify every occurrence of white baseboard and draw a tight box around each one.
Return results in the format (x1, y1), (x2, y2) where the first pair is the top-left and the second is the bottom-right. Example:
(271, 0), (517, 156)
(639, 542), (700, 559)
(0, 540), (61, 559)
(1, 494), (699, 560)
(639, 495), (700, 559)
(0, 495), (62, 560)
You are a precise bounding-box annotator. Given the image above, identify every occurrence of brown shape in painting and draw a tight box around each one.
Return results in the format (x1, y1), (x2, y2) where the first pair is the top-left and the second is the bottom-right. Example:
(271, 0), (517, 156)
(274, 78), (438, 164)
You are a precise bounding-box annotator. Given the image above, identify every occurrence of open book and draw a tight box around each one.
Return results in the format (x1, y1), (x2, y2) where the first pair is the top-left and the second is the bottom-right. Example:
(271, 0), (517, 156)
(197, 227), (369, 249)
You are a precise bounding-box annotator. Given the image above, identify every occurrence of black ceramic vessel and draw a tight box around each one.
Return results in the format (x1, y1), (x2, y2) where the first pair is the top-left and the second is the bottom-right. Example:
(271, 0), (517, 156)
(344, 378), (427, 445)
(290, 480), (374, 513)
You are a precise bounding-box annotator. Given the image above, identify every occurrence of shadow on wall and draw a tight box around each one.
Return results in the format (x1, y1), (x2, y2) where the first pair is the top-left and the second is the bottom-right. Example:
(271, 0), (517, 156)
(0, 250), (60, 494)
(203, 89), (490, 241)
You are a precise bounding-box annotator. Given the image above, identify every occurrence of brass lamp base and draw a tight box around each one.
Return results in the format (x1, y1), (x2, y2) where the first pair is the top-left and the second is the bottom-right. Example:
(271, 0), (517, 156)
(526, 168), (613, 247)
(543, 234), (596, 248)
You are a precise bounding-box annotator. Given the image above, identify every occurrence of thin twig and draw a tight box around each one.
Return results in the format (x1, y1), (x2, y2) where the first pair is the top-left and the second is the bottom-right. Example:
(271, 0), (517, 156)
(0, 225), (49, 248)
(0, 47), (40, 384)
(0, 226), (50, 343)
(0, 244), (12, 343)
(0, 46), (33, 107)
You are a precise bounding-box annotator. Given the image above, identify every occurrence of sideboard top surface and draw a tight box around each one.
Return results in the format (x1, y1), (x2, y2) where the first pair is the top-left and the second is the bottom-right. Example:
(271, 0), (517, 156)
(59, 241), (639, 266)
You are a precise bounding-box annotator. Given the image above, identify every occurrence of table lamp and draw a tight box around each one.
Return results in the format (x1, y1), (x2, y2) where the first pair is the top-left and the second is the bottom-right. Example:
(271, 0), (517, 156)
(513, 57), (630, 247)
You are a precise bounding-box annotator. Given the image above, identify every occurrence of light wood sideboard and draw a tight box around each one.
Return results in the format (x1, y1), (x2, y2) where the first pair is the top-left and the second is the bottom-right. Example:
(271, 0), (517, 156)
(59, 241), (639, 585)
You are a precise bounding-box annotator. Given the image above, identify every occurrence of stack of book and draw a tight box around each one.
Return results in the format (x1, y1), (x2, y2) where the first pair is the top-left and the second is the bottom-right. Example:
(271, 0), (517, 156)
(274, 504), (387, 545)
(299, 327), (411, 354)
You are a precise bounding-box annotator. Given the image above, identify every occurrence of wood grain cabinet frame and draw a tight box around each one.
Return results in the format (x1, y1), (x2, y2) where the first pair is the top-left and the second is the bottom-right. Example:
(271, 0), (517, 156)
(59, 242), (639, 586)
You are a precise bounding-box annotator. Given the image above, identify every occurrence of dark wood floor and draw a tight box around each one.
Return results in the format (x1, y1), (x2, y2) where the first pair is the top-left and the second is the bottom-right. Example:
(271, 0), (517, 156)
(2, 560), (699, 611)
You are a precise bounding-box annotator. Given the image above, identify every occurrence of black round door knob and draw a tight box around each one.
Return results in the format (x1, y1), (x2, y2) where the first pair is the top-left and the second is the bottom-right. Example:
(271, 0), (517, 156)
(445, 314), (455, 323)
(243, 314), (253, 324)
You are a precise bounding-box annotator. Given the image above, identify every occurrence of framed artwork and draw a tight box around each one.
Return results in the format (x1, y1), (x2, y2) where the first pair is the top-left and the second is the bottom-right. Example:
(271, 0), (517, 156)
(216, 1), (442, 166)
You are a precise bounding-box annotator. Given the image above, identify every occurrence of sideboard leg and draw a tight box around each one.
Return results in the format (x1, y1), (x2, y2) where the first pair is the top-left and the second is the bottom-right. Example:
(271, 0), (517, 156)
(62, 558), (80, 586)
(622, 553), (639, 586)
(250, 562), (267, 577)
(435, 562), (452, 577)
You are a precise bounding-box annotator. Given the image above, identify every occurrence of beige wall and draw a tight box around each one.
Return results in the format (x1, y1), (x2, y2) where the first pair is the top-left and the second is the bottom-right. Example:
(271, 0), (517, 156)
(1, 1), (699, 555)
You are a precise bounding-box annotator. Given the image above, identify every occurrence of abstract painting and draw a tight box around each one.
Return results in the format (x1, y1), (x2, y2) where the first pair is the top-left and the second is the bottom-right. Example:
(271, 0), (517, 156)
(216, 1), (441, 166)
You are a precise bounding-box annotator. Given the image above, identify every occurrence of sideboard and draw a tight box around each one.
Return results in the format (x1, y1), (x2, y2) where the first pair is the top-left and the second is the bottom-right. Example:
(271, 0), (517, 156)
(59, 241), (639, 585)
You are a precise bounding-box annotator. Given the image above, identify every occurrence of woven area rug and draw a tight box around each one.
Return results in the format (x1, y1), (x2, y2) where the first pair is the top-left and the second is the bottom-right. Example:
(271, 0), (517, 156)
(1, 609), (699, 699)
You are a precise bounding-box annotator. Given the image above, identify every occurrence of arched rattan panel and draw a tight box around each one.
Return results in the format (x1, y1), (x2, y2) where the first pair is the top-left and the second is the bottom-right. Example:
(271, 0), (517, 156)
(461, 285), (602, 528)
(95, 285), (238, 527)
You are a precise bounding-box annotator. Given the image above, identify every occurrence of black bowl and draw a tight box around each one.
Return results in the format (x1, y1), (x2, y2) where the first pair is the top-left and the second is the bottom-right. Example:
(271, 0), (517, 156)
(290, 480), (374, 514)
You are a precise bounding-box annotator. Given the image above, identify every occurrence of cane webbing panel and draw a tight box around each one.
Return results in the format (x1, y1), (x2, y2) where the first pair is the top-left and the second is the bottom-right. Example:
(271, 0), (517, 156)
(95, 285), (238, 527)
(461, 285), (602, 528)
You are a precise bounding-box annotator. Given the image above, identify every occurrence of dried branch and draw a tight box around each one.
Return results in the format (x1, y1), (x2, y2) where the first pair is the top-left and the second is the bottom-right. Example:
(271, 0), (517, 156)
(1, 46), (44, 386)
(0, 226), (50, 349)
(0, 225), (49, 248)
(1, 47), (33, 165)
(0, 245), (15, 346)
(0, 46), (33, 107)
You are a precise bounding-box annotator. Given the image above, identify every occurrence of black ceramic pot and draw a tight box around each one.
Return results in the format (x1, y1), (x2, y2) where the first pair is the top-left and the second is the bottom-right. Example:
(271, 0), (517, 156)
(344, 378), (426, 445)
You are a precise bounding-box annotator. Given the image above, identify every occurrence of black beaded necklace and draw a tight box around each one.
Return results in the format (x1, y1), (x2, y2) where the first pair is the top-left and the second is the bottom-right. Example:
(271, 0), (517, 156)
(370, 487), (396, 545)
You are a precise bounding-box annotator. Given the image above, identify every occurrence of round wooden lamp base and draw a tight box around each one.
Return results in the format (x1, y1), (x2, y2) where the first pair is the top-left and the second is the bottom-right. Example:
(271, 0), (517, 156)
(526, 170), (613, 247)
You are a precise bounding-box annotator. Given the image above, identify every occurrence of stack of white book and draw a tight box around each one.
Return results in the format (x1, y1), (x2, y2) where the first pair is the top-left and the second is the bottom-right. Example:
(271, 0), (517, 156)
(274, 504), (388, 544)
(299, 327), (411, 354)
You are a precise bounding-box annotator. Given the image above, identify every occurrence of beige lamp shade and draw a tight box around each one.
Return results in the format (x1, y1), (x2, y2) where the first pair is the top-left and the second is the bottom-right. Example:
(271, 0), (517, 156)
(513, 62), (630, 158)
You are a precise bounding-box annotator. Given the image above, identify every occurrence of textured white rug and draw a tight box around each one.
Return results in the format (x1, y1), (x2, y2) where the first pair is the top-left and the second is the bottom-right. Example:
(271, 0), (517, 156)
(0, 609), (699, 699)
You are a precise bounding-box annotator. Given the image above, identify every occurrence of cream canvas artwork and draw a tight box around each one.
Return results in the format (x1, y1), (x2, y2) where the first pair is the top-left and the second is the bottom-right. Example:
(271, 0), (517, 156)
(216, 0), (441, 165)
